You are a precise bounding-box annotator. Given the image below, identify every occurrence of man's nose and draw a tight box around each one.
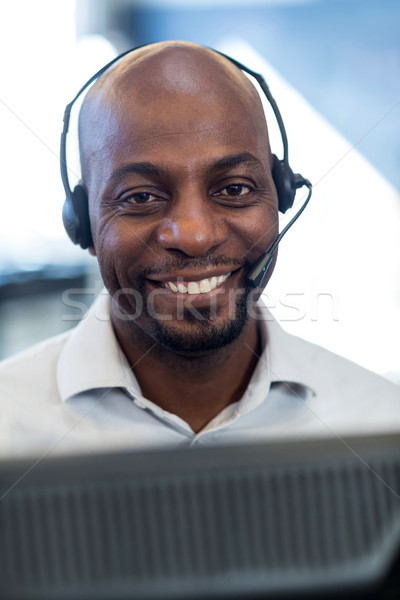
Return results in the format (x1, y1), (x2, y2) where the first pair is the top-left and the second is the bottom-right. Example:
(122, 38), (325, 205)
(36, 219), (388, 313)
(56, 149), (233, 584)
(156, 194), (228, 257)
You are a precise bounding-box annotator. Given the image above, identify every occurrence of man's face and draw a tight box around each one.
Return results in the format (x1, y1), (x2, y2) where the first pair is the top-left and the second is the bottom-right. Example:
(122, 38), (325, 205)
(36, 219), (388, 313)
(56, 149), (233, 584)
(85, 68), (279, 354)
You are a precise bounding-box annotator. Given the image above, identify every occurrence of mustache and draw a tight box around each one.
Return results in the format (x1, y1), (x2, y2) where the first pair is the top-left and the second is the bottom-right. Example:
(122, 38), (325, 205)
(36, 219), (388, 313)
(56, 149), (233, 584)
(140, 253), (247, 278)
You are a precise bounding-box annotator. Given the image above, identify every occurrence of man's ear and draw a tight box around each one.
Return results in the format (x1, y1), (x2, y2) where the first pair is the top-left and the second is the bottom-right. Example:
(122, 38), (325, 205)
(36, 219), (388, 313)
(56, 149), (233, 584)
(88, 245), (97, 257)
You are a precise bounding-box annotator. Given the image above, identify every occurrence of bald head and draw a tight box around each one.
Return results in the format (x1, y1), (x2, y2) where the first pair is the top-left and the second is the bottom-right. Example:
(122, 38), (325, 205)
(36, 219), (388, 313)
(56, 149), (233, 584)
(78, 41), (271, 187)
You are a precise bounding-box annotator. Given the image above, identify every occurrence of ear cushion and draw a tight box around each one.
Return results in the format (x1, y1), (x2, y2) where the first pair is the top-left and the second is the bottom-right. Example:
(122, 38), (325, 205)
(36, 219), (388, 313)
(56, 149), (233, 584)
(62, 196), (78, 245)
(272, 154), (295, 214)
(62, 184), (93, 249)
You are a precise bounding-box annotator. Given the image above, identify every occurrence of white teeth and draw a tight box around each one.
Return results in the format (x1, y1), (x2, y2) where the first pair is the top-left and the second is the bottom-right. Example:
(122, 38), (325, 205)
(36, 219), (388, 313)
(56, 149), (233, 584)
(199, 278), (212, 293)
(164, 272), (231, 294)
(188, 281), (200, 295)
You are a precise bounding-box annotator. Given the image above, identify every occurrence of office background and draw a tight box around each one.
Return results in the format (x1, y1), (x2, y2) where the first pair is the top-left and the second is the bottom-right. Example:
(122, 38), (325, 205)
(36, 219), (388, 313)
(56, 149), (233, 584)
(0, 0), (399, 382)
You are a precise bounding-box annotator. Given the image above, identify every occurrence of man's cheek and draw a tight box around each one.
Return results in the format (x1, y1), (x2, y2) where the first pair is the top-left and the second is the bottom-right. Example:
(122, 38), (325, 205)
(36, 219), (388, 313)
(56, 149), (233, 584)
(110, 287), (144, 321)
(249, 225), (278, 260)
(145, 289), (177, 321)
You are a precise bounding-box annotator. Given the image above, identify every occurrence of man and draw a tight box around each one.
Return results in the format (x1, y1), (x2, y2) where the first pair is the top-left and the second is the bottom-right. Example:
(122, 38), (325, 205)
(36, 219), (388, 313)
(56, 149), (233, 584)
(0, 41), (398, 457)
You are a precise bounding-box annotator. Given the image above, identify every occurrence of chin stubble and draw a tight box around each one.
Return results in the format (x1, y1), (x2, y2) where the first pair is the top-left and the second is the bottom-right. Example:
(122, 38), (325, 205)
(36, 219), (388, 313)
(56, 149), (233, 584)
(144, 285), (252, 353)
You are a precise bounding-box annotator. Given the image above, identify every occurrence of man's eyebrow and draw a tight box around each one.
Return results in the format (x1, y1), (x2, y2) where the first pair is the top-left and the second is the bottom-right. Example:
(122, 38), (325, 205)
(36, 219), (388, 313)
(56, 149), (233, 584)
(210, 152), (265, 173)
(106, 153), (265, 187)
(106, 162), (168, 186)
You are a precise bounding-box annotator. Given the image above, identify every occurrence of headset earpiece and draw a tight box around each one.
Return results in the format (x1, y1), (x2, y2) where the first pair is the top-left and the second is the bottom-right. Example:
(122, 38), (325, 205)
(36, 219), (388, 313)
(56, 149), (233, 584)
(272, 154), (309, 214)
(272, 154), (295, 214)
(62, 184), (92, 249)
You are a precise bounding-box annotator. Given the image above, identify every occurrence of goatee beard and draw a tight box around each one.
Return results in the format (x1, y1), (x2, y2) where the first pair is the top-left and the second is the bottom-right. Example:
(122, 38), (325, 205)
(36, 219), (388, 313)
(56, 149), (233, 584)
(141, 285), (252, 354)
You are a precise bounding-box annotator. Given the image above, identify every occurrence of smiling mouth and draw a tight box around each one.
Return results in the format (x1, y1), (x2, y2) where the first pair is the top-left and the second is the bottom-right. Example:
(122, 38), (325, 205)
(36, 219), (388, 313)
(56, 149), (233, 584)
(160, 273), (231, 295)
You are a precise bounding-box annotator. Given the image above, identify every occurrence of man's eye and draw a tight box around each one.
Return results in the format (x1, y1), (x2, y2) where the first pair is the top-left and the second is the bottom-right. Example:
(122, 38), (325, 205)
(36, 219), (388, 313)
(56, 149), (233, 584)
(126, 192), (155, 204)
(219, 184), (251, 197)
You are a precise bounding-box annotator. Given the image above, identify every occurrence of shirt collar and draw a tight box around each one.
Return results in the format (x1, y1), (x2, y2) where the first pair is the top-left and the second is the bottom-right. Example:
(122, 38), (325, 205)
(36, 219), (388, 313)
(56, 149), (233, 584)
(256, 303), (316, 394)
(220, 304), (315, 423)
(57, 291), (314, 404)
(57, 291), (141, 403)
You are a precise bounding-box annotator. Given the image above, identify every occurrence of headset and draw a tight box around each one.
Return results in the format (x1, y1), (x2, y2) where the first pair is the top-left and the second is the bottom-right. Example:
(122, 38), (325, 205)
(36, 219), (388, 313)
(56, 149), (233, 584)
(60, 43), (312, 291)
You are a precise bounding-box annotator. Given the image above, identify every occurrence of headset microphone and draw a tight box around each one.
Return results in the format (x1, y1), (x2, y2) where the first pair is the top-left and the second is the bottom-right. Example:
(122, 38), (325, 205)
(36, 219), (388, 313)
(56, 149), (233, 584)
(247, 179), (312, 291)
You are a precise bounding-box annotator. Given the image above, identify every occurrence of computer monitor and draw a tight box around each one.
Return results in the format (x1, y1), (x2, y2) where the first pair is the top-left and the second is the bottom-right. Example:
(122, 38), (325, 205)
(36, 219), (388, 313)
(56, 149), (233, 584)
(0, 434), (399, 599)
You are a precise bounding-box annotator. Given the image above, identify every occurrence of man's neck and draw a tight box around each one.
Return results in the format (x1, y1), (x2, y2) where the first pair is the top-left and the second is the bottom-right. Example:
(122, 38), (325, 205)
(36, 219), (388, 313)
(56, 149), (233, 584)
(113, 317), (262, 433)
